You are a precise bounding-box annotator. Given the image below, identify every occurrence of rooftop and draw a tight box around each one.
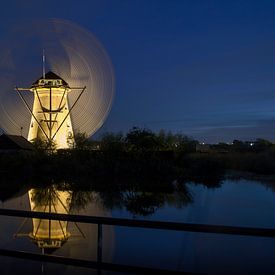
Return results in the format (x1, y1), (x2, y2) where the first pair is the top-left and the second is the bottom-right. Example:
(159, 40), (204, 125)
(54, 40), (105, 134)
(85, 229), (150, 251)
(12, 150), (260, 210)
(0, 134), (34, 151)
(31, 71), (69, 88)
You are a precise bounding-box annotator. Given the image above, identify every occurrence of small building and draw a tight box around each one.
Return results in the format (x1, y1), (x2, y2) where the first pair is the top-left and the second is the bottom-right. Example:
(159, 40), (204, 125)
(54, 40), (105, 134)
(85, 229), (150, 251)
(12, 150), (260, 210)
(0, 134), (34, 153)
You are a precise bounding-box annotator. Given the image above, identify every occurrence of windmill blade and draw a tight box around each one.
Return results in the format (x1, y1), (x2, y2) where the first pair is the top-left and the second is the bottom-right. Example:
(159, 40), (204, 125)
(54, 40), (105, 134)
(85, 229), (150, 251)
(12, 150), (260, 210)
(0, 18), (115, 138)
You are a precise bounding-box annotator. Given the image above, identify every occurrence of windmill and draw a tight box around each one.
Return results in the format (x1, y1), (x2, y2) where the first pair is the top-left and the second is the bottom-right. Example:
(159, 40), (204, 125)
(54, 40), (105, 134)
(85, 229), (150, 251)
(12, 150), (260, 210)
(0, 18), (115, 148)
(16, 70), (86, 149)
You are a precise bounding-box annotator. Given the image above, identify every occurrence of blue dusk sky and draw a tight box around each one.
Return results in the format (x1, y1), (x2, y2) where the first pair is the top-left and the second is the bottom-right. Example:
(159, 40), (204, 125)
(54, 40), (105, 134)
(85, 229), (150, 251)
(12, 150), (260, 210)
(1, 0), (275, 143)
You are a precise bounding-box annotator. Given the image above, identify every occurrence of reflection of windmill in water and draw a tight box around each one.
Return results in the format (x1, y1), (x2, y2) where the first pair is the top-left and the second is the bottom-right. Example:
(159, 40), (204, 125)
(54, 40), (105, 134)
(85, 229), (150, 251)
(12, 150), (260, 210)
(14, 187), (85, 252)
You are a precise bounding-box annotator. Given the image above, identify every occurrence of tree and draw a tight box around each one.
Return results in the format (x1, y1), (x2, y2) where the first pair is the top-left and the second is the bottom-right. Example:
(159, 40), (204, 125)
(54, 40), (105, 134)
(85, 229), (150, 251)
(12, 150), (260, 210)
(100, 132), (125, 151)
(232, 140), (247, 152)
(125, 127), (161, 151)
(254, 138), (273, 152)
(68, 132), (90, 150)
(31, 138), (56, 154)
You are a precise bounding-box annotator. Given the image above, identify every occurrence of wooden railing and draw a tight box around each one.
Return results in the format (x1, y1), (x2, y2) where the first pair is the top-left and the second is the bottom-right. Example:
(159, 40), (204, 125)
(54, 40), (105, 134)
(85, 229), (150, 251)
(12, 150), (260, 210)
(0, 208), (275, 274)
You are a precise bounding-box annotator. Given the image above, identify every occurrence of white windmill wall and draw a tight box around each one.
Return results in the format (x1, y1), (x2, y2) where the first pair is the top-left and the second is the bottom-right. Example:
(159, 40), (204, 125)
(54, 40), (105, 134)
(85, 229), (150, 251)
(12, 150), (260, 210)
(27, 87), (74, 149)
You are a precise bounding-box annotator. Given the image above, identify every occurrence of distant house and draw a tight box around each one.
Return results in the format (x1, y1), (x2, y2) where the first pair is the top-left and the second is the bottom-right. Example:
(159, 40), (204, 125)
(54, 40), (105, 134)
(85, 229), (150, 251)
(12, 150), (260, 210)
(0, 134), (34, 153)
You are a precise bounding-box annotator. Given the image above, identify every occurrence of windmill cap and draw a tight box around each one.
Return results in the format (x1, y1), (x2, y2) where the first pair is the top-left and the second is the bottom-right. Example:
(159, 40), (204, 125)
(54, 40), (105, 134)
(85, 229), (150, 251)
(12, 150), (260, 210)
(31, 71), (69, 88)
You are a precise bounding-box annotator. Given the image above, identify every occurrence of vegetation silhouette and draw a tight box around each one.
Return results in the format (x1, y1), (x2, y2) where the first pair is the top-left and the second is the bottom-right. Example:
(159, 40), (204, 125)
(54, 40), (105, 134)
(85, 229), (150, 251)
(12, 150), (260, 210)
(2, 126), (275, 212)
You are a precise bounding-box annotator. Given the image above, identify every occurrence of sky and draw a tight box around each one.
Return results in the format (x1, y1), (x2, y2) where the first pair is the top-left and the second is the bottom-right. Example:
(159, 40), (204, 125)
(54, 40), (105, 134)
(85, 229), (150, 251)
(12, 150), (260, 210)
(1, 0), (275, 143)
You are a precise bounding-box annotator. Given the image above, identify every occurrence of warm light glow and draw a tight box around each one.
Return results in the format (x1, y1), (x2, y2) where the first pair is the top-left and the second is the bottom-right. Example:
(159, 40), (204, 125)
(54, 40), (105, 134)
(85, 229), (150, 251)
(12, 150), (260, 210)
(27, 76), (74, 149)
(0, 19), (115, 140)
(28, 188), (71, 248)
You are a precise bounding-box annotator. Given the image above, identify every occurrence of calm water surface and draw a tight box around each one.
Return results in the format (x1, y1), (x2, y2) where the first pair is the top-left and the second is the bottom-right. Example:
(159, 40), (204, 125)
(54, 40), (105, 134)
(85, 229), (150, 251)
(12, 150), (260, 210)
(0, 178), (275, 274)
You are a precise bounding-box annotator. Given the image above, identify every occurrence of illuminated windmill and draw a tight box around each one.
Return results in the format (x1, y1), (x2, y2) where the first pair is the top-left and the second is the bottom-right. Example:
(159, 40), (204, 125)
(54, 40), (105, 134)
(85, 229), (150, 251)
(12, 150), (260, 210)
(16, 70), (85, 149)
(0, 19), (115, 147)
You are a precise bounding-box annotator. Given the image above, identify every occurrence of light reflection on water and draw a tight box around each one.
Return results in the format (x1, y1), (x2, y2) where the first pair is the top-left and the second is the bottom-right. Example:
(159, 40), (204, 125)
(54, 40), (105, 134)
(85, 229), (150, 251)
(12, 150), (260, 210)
(0, 178), (275, 274)
(0, 185), (114, 274)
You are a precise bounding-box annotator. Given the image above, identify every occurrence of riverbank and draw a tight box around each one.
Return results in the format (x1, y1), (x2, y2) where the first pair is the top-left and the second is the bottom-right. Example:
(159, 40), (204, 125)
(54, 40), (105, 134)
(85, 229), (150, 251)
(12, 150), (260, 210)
(225, 170), (275, 182)
(1, 148), (275, 188)
(2, 149), (275, 217)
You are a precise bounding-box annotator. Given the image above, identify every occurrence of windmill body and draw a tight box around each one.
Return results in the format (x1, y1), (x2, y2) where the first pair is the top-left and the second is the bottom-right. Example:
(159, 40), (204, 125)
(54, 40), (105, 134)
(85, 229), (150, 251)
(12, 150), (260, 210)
(28, 71), (74, 149)
(0, 19), (115, 145)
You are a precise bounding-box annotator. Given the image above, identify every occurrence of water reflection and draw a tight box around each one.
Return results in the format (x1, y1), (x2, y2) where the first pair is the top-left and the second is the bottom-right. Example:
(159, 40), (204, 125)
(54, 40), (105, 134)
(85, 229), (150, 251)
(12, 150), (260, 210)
(0, 173), (235, 226)
(91, 180), (194, 217)
(28, 188), (72, 250)
(11, 186), (114, 257)
(0, 178), (199, 217)
(0, 184), (114, 274)
(121, 181), (193, 216)
(1, 176), (275, 274)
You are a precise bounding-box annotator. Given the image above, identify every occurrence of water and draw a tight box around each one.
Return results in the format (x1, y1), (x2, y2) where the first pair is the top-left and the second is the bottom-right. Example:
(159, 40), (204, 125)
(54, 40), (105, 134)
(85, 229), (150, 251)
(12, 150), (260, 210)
(0, 177), (275, 274)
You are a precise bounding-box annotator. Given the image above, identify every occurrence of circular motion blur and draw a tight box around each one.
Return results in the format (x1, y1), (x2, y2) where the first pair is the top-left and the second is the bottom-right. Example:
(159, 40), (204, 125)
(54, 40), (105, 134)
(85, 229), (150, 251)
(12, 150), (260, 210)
(0, 18), (115, 148)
